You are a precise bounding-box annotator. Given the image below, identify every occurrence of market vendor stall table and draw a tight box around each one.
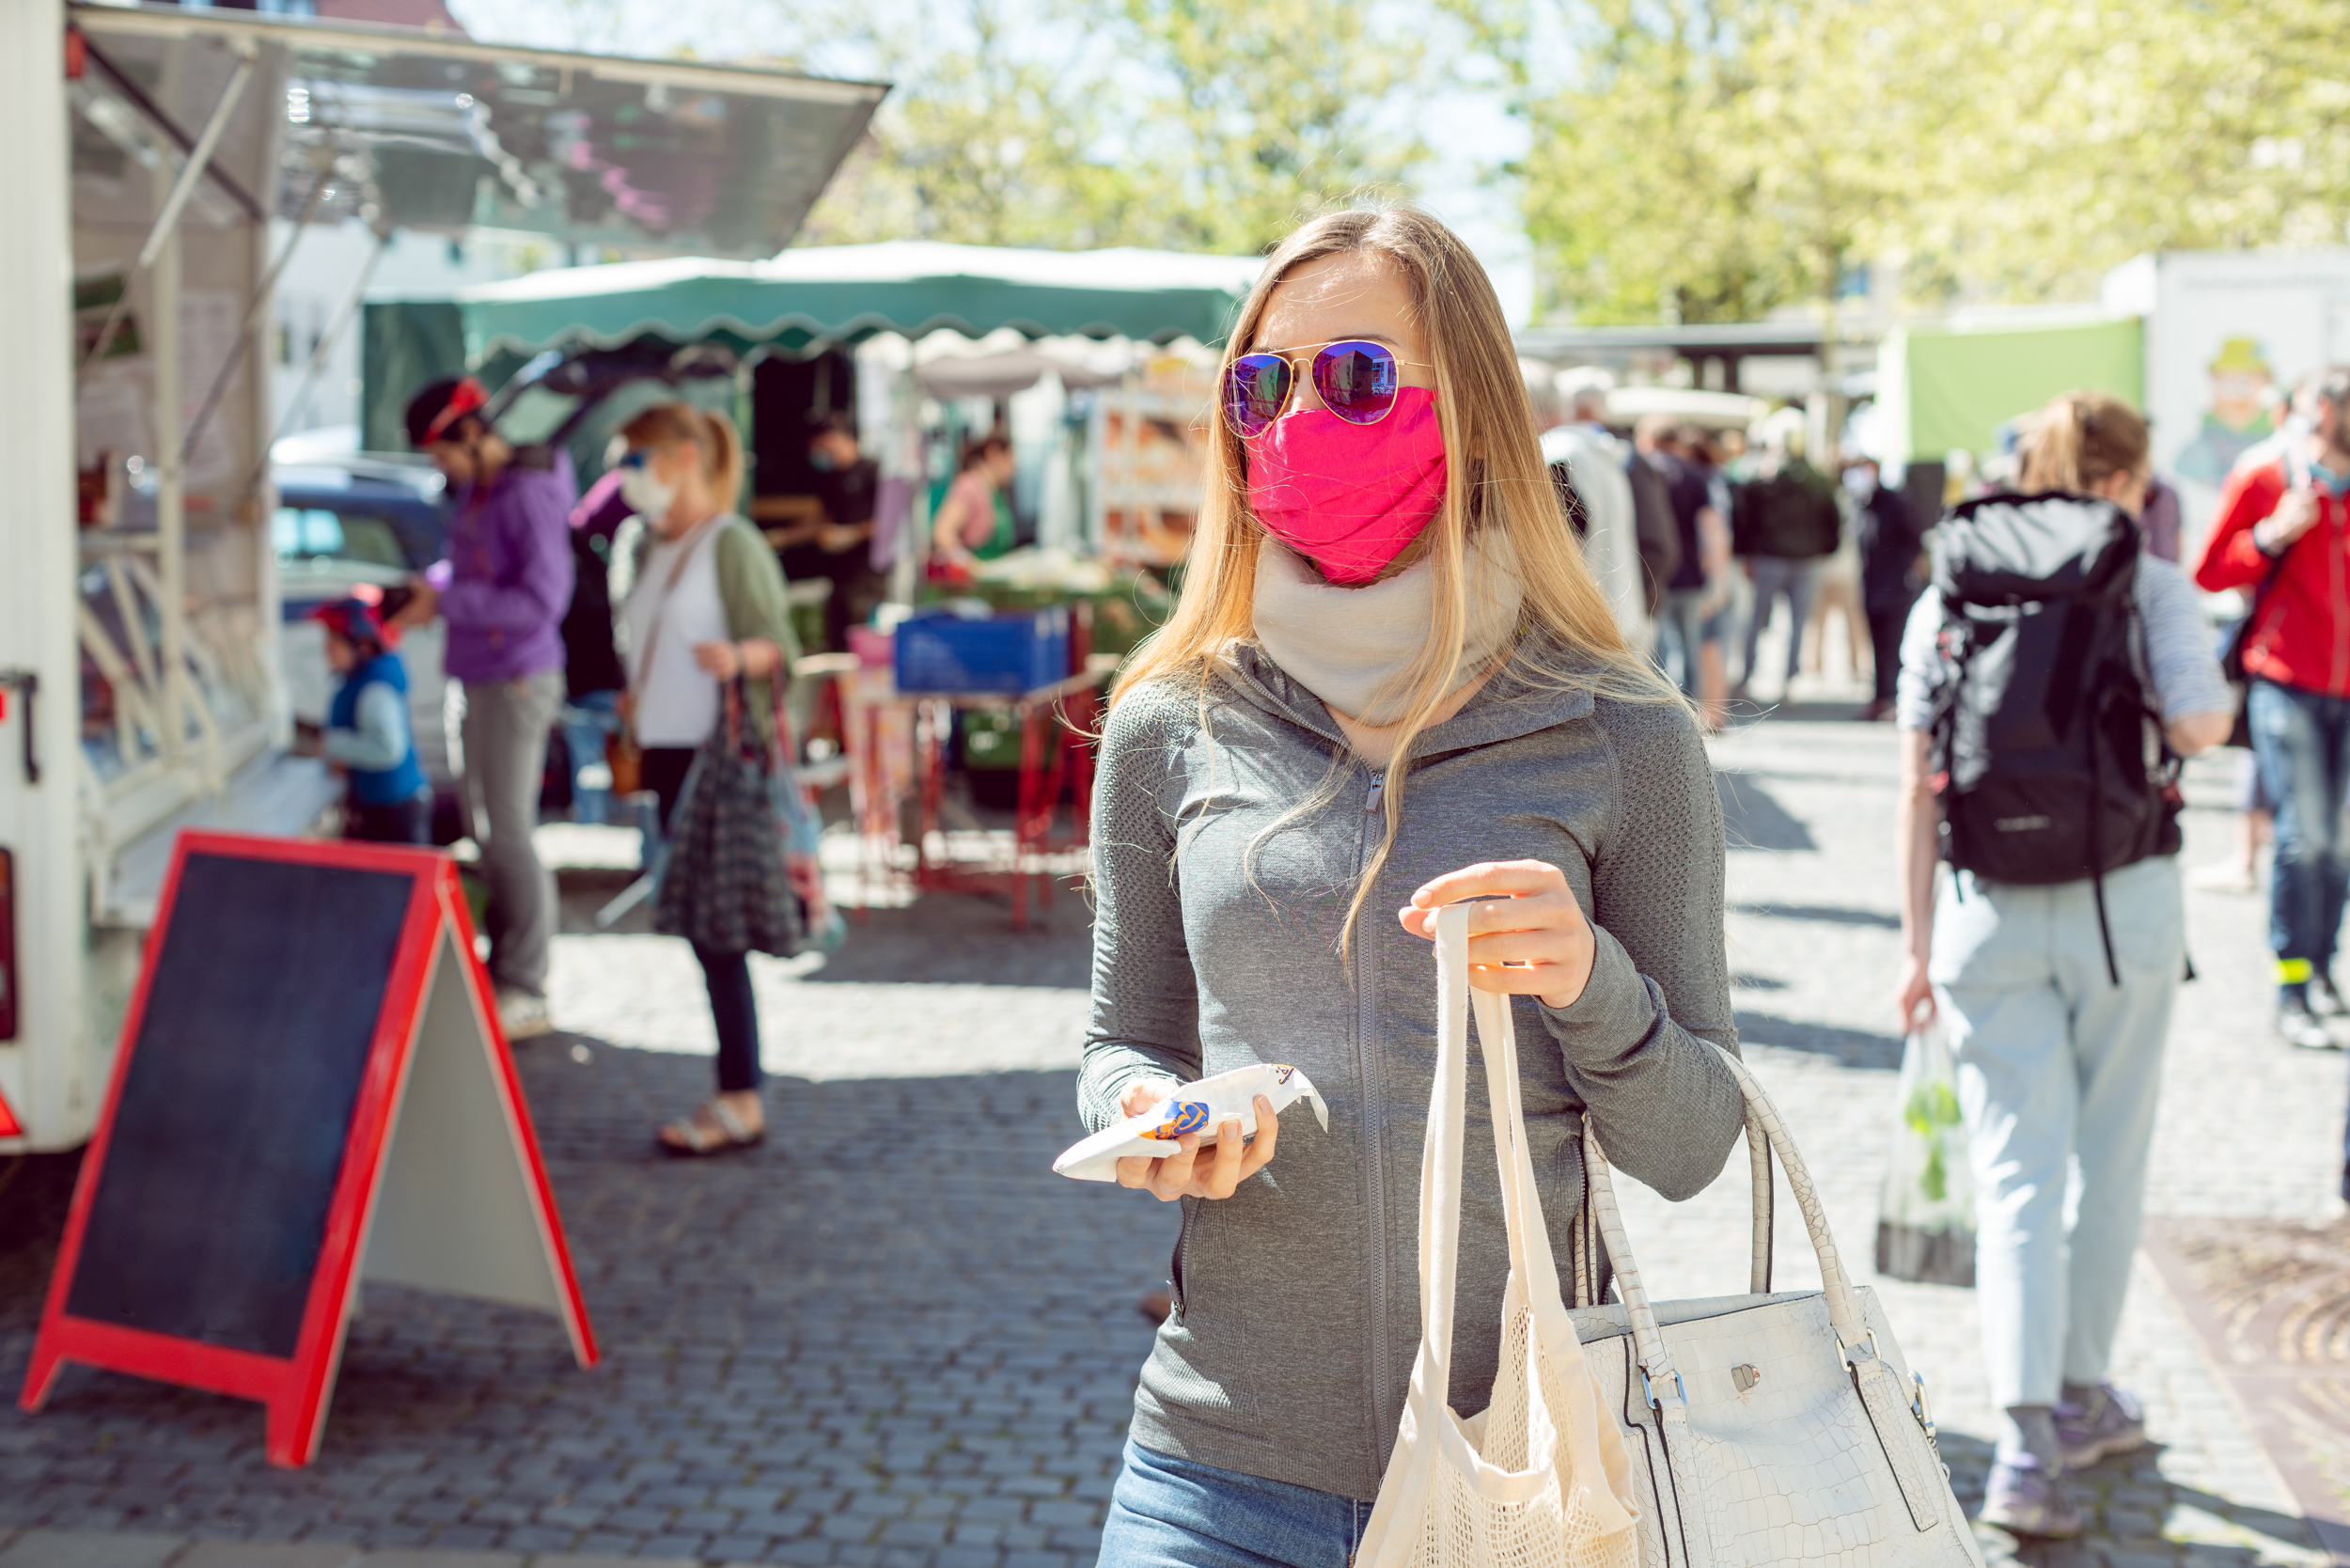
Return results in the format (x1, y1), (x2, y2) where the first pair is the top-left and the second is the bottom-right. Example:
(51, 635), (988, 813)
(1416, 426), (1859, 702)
(846, 659), (1110, 930)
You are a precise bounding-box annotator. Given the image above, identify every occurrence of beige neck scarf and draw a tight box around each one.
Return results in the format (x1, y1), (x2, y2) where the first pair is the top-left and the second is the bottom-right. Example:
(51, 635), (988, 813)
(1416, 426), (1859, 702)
(1249, 533), (1524, 726)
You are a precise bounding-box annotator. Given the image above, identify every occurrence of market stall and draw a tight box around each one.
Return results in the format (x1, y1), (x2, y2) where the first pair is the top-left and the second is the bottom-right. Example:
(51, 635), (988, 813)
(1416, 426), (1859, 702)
(2, 0), (885, 1154)
(362, 240), (1258, 922)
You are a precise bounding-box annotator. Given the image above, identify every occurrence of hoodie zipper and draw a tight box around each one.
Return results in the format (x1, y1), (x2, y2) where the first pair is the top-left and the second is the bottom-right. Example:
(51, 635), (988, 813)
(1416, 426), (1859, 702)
(1355, 771), (1391, 1456)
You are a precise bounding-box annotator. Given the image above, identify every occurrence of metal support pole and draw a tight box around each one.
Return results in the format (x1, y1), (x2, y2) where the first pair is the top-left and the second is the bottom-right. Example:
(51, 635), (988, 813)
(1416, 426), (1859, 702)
(153, 216), (185, 768)
(182, 151), (337, 465)
(80, 48), (253, 378)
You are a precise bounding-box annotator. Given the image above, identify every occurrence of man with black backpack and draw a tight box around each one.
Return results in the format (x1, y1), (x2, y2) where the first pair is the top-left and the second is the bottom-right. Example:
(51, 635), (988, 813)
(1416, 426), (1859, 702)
(2194, 368), (2350, 1058)
(1894, 393), (2230, 1538)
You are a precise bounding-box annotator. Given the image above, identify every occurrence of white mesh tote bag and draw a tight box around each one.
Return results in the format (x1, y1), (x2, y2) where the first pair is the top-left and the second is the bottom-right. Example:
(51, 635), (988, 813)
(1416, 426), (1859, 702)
(1355, 902), (1645, 1568)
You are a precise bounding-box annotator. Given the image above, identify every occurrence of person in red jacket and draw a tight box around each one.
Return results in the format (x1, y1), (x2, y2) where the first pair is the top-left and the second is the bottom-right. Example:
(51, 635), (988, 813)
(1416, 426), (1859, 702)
(2195, 368), (2350, 1065)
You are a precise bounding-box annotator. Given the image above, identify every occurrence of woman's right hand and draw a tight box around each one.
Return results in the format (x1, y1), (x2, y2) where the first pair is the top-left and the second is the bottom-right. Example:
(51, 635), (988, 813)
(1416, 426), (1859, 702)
(1113, 1079), (1279, 1201)
(1894, 952), (1935, 1036)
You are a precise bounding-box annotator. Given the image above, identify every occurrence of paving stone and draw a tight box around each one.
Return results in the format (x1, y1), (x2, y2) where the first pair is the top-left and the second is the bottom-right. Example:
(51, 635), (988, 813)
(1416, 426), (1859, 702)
(176, 1543), (365, 1568)
(0, 1531), (185, 1568)
(2, 728), (2335, 1563)
(353, 1553), (523, 1568)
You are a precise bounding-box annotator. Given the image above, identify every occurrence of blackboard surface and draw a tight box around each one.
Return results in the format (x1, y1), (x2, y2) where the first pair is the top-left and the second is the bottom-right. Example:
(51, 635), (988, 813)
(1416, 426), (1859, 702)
(66, 852), (415, 1356)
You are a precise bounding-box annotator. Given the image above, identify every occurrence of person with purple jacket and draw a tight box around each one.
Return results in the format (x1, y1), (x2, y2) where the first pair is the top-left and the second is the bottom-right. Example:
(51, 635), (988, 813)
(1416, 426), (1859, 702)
(399, 376), (576, 1040)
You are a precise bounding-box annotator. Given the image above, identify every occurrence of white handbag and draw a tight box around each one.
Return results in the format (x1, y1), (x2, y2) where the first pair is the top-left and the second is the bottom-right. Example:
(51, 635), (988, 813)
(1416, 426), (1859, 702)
(1362, 903), (1984, 1568)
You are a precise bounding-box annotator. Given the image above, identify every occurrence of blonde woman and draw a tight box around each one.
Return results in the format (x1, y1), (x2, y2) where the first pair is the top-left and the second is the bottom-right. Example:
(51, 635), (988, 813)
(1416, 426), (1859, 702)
(1893, 393), (2230, 1535)
(1082, 207), (1746, 1565)
(613, 401), (801, 1156)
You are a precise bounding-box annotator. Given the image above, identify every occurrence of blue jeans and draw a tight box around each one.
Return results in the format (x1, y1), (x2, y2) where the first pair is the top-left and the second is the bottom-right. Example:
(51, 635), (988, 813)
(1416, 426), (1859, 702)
(2248, 679), (2350, 985)
(560, 688), (623, 825)
(1743, 556), (1825, 686)
(1095, 1441), (1368, 1568)
(1657, 588), (1713, 700)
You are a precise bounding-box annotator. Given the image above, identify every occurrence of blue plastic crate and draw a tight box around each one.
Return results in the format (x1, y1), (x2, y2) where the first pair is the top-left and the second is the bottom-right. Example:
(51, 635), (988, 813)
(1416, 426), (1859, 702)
(894, 607), (1071, 695)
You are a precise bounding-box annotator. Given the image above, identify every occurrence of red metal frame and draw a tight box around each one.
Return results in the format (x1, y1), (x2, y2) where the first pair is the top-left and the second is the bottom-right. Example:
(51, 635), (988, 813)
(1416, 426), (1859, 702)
(17, 829), (595, 1467)
(910, 671), (1104, 931)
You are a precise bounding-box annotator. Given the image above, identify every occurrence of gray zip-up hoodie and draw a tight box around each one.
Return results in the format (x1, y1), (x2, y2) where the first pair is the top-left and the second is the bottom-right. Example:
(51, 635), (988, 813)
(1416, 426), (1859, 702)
(1078, 637), (1746, 1501)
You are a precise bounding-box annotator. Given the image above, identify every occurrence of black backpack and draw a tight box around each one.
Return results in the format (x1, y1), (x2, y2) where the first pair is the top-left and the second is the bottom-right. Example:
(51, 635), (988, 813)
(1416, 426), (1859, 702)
(1925, 492), (2182, 981)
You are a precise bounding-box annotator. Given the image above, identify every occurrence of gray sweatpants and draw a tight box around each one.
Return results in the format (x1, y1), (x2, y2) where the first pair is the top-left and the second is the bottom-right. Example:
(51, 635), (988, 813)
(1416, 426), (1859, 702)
(1929, 854), (2183, 1409)
(461, 666), (562, 997)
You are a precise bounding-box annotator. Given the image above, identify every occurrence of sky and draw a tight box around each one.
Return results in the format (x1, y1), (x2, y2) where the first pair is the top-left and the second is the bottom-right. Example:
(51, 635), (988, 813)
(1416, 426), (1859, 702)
(446, 0), (1539, 324)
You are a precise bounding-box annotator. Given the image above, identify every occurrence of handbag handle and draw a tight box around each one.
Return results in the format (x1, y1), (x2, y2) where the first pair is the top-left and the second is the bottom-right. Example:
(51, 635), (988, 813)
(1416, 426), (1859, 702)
(1583, 1047), (1873, 1401)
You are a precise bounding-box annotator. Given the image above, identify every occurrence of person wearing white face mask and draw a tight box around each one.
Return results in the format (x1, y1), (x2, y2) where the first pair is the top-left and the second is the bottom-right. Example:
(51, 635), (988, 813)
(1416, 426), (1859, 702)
(614, 401), (803, 1155)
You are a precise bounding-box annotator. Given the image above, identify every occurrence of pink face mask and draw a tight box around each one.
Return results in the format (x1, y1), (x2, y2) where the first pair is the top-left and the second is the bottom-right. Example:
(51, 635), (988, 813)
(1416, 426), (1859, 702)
(1246, 387), (1448, 586)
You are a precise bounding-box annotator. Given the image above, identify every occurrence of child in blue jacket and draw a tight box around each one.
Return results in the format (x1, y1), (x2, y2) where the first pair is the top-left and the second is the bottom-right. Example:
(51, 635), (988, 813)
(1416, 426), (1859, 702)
(315, 598), (431, 844)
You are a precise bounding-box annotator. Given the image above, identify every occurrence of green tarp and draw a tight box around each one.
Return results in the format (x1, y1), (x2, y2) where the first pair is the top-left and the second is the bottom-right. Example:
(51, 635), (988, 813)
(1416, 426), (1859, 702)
(448, 242), (1261, 358)
(360, 241), (1261, 448)
(1884, 316), (2145, 463)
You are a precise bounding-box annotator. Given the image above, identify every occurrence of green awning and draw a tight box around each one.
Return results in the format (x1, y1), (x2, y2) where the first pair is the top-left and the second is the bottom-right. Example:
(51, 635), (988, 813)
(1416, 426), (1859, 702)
(1883, 316), (2145, 464)
(439, 242), (1266, 358)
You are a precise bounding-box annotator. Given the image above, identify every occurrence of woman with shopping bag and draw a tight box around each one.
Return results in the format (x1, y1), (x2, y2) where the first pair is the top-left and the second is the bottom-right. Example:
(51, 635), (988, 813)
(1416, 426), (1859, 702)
(613, 400), (811, 1156)
(1080, 206), (1753, 1565)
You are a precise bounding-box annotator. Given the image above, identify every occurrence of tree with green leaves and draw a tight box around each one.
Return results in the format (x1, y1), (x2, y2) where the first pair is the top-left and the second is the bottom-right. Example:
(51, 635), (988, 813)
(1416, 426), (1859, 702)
(1509, 0), (2350, 323)
(795, 0), (1427, 254)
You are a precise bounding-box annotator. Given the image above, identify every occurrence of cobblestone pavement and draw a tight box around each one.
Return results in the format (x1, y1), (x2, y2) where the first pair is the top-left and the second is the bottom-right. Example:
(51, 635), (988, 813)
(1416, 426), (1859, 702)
(3, 713), (2345, 1567)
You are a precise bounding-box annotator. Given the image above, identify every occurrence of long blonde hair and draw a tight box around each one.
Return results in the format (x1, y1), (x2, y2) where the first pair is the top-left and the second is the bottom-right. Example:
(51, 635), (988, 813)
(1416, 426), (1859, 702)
(620, 400), (746, 508)
(1112, 204), (1678, 933)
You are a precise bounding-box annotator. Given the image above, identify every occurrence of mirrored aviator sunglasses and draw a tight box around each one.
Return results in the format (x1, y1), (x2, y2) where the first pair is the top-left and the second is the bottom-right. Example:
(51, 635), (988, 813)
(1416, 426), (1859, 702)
(1221, 339), (1410, 438)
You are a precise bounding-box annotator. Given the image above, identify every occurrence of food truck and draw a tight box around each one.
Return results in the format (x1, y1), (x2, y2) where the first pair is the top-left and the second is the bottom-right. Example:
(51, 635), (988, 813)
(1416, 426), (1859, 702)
(0, 0), (884, 1152)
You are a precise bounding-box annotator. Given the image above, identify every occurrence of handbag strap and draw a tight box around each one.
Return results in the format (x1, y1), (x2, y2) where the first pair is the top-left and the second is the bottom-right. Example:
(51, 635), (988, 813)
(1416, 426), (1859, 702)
(2238, 447), (2318, 647)
(1412, 902), (1476, 1399)
(1582, 1047), (1873, 1399)
(630, 512), (728, 709)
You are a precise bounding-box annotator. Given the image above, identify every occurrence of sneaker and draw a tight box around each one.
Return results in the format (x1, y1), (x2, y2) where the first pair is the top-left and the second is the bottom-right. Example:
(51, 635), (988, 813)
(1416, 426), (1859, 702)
(2311, 974), (2350, 1018)
(2279, 995), (2339, 1050)
(2054, 1382), (2148, 1469)
(1980, 1454), (2083, 1538)
(496, 988), (556, 1041)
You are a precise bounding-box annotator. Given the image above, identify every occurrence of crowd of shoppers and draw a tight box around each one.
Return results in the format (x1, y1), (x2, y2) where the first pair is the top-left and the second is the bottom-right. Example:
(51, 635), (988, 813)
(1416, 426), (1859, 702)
(1543, 402), (1909, 721)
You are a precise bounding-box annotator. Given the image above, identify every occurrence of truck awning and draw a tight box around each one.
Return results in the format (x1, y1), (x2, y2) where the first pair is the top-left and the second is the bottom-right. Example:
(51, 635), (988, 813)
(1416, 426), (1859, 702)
(70, 3), (886, 259)
(433, 241), (1267, 355)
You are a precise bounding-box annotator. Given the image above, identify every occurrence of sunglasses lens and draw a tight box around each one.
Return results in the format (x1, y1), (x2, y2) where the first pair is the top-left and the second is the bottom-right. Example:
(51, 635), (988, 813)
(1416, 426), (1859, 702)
(1313, 341), (1400, 425)
(1223, 354), (1292, 436)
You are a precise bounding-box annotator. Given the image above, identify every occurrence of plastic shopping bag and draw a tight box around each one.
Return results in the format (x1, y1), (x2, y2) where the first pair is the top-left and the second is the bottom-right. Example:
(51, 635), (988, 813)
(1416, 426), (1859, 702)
(1874, 1021), (1976, 1286)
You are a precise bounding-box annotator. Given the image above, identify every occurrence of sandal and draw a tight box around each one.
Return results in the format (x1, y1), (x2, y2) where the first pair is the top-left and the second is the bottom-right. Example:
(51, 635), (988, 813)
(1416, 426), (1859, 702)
(657, 1097), (766, 1156)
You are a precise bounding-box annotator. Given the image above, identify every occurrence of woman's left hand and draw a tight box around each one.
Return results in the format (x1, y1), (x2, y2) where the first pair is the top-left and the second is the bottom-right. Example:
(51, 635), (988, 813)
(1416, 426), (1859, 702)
(1399, 860), (1596, 1010)
(695, 639), (782, 681)
(693, 639), (743, 680)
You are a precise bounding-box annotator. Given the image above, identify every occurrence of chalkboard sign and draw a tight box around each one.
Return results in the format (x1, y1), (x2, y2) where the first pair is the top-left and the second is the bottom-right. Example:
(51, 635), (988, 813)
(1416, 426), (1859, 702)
(20, 830), (596, 1466)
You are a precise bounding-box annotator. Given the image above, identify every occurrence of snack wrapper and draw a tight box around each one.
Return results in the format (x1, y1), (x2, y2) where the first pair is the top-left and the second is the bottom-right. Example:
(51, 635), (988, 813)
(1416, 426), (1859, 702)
(1052, 1062), (1328, 1183)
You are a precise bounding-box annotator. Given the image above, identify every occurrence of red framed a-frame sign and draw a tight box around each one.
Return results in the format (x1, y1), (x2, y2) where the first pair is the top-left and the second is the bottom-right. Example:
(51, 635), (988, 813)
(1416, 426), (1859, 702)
(19, 829), (597, 1467)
